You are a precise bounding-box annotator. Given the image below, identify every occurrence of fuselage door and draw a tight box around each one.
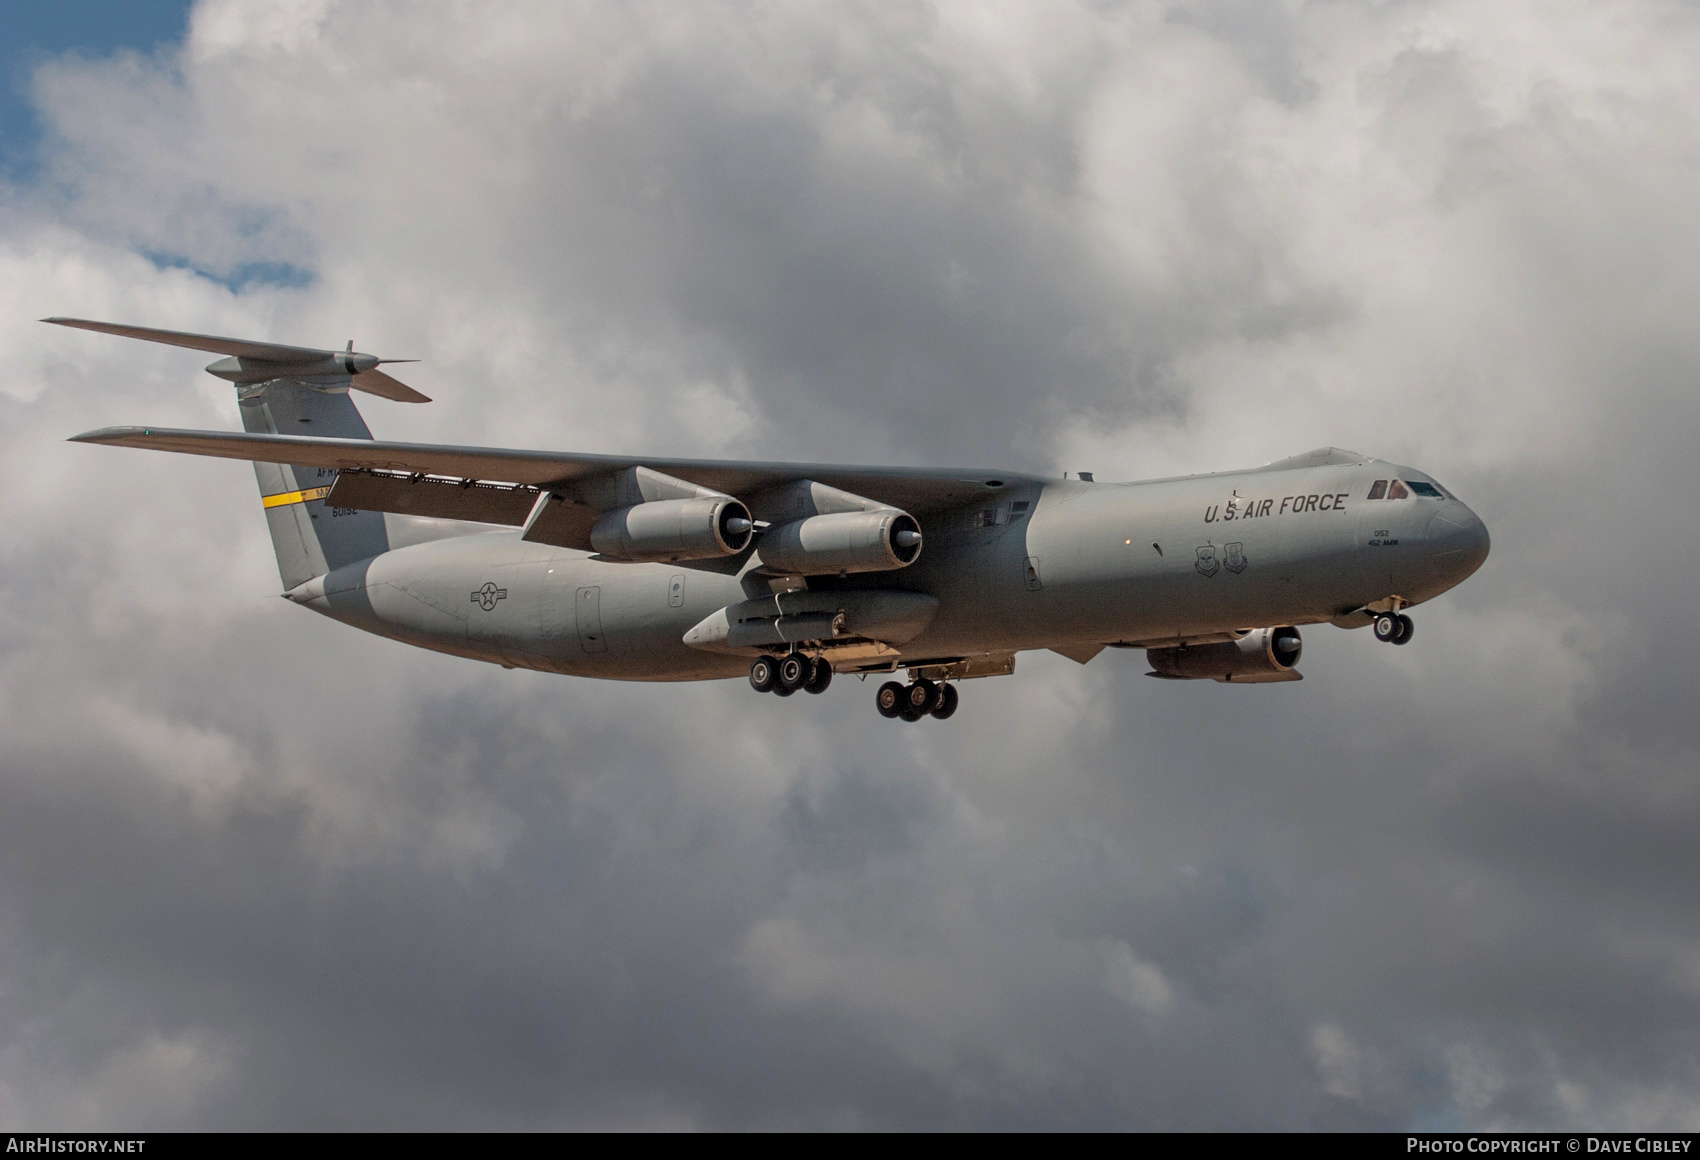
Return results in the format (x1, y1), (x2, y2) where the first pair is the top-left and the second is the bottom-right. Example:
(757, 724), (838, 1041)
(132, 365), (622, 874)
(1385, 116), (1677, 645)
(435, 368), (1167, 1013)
(576, 586), (607, 653)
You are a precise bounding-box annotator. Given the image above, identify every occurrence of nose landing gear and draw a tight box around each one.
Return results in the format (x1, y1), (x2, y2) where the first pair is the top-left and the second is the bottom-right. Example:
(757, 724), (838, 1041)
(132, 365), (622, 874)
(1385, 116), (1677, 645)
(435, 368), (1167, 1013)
(1373, 612), (1414, 645)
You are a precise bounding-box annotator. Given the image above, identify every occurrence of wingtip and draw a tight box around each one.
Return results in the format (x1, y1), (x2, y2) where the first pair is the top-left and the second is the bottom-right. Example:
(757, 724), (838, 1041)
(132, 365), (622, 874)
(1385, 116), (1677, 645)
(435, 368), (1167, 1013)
(67, 425), (146, 443)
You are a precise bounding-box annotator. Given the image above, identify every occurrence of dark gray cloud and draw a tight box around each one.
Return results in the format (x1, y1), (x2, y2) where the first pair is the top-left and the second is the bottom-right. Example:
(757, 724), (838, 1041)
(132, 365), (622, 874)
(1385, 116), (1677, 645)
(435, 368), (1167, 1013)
(2, 0), (1699, 1129)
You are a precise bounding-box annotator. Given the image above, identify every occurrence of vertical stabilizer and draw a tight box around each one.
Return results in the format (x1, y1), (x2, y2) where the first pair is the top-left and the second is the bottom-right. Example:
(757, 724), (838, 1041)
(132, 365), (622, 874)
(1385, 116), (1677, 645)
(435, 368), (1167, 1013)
(238, 381), (390, 589)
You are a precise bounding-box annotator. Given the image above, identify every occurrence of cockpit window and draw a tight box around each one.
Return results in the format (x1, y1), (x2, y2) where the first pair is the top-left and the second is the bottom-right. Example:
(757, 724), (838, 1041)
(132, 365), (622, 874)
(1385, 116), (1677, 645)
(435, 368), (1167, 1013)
(1405, 481), (1443, 498)
(1367, 480), (1388, 500)
(1386, 480), (1410, 500)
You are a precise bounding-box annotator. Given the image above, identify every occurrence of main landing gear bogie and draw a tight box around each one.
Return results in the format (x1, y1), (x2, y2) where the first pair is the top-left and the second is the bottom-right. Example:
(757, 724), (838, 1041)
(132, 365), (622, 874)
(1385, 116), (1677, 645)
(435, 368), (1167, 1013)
(754, 654), (958, 720)
(876, 678), (959, 722)
(749, 652), (833, 698)
(1373, 612), (1415, 646)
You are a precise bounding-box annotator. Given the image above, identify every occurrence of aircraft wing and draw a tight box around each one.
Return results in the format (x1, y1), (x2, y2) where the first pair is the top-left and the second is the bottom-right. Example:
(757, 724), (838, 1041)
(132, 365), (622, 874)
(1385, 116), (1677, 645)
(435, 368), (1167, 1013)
(69, 426), (1042, 524)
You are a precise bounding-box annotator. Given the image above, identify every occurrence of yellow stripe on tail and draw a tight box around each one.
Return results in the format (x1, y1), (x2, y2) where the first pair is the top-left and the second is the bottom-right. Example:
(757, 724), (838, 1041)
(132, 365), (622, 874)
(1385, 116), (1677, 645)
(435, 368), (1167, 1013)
(261, 486), (332, 509)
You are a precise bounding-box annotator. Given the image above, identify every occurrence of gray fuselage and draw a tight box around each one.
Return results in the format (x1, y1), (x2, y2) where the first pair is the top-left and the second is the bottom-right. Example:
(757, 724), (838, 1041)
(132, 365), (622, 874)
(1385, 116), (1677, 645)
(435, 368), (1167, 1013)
(293, 456), (1490, 681)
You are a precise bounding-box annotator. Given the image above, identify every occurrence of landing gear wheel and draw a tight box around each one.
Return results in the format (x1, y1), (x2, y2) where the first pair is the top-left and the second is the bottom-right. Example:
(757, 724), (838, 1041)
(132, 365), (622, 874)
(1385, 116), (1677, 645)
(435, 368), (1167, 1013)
(1373, 614), (1399, 643)
(774, 685), (796, 697)
(899, 702), (927, 722)
(907, 679), (939, 715)
(803, 657), (833, 694)
(749, 655), (779, 693)
(930, 683), (959, 720)
(876, 681), (906, 718)
(777, 652), (809, 690)
(1392, 613), (1414, 646)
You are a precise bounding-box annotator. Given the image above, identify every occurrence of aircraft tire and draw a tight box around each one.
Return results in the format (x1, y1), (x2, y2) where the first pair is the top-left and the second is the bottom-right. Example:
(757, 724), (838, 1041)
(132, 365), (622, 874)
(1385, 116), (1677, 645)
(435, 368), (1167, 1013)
(931, 683), (959, 720)
(804, 658), (832, 694)
(1392, 614), (1415, 646)
(778, 652), (810, 690)
(1373, 614), (1399, 642)
(750, 655), (779, 692)
(899, 703), (927, 722)
(876, 681), (906, 718)
(774, 684), (796, 697)
(908, 679), (939, 714)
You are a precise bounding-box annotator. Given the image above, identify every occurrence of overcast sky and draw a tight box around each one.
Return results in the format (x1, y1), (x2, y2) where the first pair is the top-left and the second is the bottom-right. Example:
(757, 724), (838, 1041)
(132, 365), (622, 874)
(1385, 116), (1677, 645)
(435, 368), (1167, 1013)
(2, 0), (1698, 1130)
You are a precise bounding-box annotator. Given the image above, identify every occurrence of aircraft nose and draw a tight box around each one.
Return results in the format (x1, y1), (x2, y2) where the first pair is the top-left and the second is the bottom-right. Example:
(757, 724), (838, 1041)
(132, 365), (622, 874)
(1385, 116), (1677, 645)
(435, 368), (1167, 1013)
(1426, 503), (1490, 580)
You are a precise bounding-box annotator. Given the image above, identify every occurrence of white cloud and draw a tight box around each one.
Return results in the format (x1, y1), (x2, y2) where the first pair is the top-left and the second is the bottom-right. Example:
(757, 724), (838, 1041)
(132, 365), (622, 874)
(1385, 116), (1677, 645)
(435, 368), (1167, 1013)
(0, 1029), (231, 1130)
(1312, 1023), (1364, 1102)
(1104, 941), (1174, 1017)
(1, 0), (1698, 1129)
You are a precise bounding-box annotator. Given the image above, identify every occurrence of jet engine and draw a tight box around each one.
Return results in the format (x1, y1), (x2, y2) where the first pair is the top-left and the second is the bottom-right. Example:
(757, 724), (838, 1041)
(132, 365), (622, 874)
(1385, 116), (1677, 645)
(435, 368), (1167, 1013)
(590, 497), (754, 562)
(756, 509), (923, 575)
(1146, 626), (1303, 683)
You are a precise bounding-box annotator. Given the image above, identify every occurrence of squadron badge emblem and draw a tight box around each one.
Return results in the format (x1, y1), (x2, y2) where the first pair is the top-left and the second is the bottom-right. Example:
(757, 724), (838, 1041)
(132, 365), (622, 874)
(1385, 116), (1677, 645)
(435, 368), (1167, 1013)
(1223, 542), (1247, 574)
(1195, 545), (1220, 578)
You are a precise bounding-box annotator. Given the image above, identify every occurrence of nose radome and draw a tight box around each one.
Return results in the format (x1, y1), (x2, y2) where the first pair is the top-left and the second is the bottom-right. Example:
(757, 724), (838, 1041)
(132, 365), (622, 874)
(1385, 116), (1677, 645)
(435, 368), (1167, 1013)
(1426, 504), (1490, 579)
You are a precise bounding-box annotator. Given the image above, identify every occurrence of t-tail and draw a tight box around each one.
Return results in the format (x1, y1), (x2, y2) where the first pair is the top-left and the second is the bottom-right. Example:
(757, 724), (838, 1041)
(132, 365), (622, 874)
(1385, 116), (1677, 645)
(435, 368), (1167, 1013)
(239, 379), (390, 589)
(44, 318), (427, 590)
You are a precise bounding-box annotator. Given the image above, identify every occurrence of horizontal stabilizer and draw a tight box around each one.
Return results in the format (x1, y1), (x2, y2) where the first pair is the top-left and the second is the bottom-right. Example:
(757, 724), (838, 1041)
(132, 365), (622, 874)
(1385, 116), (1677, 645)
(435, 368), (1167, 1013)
(44, 317), (331, 362)
(43, 317), (430, 403)
(349, 368), (430, 404)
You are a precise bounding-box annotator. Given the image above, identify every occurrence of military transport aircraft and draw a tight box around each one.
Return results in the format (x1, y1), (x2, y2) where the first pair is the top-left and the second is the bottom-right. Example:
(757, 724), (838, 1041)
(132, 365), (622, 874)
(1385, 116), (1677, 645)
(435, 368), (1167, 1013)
(56, 318), (1489, 721)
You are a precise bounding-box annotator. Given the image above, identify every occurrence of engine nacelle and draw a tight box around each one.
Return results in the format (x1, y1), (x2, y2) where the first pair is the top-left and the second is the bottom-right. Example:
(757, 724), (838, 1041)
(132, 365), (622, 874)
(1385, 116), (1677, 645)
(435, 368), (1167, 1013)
(1146, 626), (1303, 683)
(755, 509), (922, 575)
(589, 497), (754, 561)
